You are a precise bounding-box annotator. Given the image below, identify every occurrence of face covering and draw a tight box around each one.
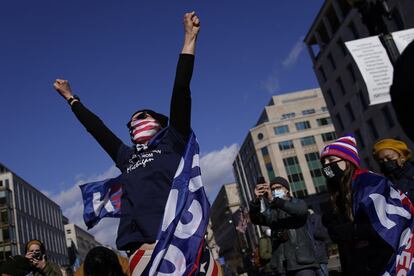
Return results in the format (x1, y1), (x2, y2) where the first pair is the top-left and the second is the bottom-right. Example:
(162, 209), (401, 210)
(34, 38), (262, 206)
(129, 118), (161, 144)
(380, 159), (400, 175)
(272, 189), (286, 199)
(322, 161), (345, 183)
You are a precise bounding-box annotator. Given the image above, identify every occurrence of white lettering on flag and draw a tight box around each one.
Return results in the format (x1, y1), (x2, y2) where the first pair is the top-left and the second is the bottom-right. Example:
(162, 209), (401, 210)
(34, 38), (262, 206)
(370, 193), (411, 229)
(92, 191), (114, 216)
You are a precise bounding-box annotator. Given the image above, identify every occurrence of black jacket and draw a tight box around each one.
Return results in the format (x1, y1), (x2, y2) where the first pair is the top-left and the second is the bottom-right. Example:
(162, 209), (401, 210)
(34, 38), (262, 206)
(385, 161), (414, 203)
(249, 197), (318, 274)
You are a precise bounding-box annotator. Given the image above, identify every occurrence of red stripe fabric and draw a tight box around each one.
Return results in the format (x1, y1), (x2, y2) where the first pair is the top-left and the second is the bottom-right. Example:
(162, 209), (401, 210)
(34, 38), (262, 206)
(129, 249), (145, 274)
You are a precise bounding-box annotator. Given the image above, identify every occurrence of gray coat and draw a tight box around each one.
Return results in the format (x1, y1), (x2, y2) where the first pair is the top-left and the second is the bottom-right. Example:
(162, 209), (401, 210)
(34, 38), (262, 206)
(249, 197), (318, 274)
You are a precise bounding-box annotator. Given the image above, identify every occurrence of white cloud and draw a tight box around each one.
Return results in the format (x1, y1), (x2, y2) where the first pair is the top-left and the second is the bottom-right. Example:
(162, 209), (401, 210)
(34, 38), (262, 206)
(282, 35), (305, 68)
(47, 165), (120, 248)
(261, 70), (280, 94)
(47, 144), (239, 249)
(200, 144), (239, 201)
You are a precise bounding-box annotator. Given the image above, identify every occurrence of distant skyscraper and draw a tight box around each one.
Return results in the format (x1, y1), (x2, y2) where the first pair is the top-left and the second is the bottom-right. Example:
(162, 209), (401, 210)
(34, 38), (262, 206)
(304, 0), (414, 170)
(0, 163), (68, 266)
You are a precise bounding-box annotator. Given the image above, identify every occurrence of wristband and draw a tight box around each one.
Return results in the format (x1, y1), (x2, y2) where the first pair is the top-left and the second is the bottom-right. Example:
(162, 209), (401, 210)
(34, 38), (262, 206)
(67, 95), (80, 106)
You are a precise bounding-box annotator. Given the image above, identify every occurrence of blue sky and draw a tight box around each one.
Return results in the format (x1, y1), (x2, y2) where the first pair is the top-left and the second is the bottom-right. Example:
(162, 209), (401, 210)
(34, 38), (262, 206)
(0, 0), (323, 246)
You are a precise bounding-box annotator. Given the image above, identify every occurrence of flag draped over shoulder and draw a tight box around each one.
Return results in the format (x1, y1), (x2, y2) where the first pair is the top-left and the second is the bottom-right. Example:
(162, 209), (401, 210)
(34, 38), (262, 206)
(353, 171), (414, 275)
(79, 130), (212, 275)
(143, 131), (211, 276)
(79, 176), (123, 229)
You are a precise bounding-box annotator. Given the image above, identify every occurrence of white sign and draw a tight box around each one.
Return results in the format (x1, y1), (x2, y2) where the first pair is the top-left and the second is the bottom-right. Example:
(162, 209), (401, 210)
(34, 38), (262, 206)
(391, 28), (414, 54)
(345, 36), (394, 105)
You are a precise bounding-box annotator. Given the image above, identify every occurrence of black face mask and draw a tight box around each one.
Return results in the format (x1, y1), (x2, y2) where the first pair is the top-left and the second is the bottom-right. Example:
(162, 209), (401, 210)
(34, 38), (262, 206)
(322, 161), (345, 183)
(380, 160), (401, 175)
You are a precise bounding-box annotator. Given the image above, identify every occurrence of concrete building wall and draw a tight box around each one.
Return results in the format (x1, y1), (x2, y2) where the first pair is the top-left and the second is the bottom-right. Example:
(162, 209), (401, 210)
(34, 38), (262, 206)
(64, 223), (101, 263)
(0, 163), (68, 266)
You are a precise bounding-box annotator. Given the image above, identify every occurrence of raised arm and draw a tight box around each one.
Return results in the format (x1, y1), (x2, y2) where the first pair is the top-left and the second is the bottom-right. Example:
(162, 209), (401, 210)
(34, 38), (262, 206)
(53, 79), (123, 163)
(169, 12), (200, 138)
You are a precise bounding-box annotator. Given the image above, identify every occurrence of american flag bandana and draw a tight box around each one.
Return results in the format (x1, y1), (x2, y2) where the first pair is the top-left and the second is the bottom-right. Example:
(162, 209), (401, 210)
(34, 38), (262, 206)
(353, 171), (414, 275)
(129, 118), (161, 144)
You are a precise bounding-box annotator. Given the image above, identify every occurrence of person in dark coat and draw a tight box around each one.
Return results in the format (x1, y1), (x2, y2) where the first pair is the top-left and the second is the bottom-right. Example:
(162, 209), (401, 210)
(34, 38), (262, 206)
(307, 209), (330, 276)
(390, 40), (414, 142)
(249, 176), (318, 276)
(373, 138), (414, 202)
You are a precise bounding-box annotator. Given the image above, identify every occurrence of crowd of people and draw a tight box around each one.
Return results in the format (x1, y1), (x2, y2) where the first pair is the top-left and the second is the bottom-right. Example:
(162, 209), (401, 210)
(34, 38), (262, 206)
(2, 7), (414, 276)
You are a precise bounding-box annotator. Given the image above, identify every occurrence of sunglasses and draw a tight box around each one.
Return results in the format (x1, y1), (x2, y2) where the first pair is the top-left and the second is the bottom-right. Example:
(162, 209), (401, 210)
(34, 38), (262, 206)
(127, 112), (151, 128)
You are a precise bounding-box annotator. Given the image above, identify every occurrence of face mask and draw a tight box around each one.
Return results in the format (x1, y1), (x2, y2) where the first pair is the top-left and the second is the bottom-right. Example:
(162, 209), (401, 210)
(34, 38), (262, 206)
(380, 160), (400, 175)
(129, 118), (161, 144)
(322, 161), (345, 183)
(272, 189), (285, 199)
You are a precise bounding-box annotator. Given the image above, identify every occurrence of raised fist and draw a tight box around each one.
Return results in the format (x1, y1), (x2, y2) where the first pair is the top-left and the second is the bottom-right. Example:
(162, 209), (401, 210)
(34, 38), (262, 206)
(183, 11), (200, 37)
(53, 79), (73, 100)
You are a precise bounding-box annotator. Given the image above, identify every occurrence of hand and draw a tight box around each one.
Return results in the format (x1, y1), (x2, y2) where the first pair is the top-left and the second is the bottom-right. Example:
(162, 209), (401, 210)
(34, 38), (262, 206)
(183, 11), (200, 38)
(53, 79), (73, 100)
(25, 252), (46, 270)
(254, 183), (271, 201)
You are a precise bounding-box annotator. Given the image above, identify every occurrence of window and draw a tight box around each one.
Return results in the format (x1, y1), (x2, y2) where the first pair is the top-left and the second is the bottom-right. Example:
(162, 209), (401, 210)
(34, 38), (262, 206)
(295, 121), (311, 131)
(381, 105), (395, 128)
(274, 125), (289, 135)
(317, 117), (332, 126)
(319, 66), (327, 82)
(359, 90), (368, 110)
(322, 132), (336, 142)
(302, 109), (316, 115)
(354, 129), (365, 148)
(279, 140), (294, 151)
(348, 21), (359, 38)
(300, 136), (316, 146)
(261, 147), (276, 181)
(337, 38), (347, 56)
(321, 106), (328, 112)
(335, 113), (344, 131)
(327, 89), (336, 106)
(367, 119), (379, 139)
(283, 156), (307, 198)
(345, 103), (355, 122)
(328, 54), (336, 70)
(336, 78), (346, 95)
(347, 64), (356, 82)
(281, 112), (295, 120)
(257, 133), (264, 140)
(305, 152), (326, 193)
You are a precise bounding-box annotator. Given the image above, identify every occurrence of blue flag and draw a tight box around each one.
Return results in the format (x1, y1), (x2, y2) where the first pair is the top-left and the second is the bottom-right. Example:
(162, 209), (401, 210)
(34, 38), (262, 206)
(79, 176), (123, 229)
(143, 131), (210, 275)
(353, 171), (414, 275)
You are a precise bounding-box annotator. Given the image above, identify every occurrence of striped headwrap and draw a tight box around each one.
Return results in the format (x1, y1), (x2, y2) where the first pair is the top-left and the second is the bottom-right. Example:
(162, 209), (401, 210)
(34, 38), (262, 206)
(321, 134), (360, 168)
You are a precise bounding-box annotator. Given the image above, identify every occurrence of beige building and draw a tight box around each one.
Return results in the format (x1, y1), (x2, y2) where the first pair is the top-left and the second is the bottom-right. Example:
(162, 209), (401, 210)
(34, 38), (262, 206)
(234, 88), (336, 205)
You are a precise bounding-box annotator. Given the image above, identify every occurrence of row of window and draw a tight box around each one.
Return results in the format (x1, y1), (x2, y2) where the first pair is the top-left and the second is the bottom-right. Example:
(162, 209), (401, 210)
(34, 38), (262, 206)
(278, 132), (336, 151)
(273, 117), (332, 136)
(280, 107), (329, 120)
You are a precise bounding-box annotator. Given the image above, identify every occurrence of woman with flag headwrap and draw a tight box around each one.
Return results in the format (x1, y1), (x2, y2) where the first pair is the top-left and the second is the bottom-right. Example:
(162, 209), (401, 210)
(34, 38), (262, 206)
(53, 11), (200, 275)
(320, 135), (414, 275)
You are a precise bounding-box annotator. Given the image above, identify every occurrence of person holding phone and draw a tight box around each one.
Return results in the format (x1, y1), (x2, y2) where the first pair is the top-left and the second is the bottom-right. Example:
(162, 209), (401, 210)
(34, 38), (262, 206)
(24, 239), (62, 276)
(249, 177), (318, 275)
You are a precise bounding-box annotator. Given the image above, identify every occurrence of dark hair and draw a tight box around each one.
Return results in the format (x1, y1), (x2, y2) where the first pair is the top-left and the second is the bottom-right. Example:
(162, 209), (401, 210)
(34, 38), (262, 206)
(326, 161), (356, 222)
(83, 246), (125, 276)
